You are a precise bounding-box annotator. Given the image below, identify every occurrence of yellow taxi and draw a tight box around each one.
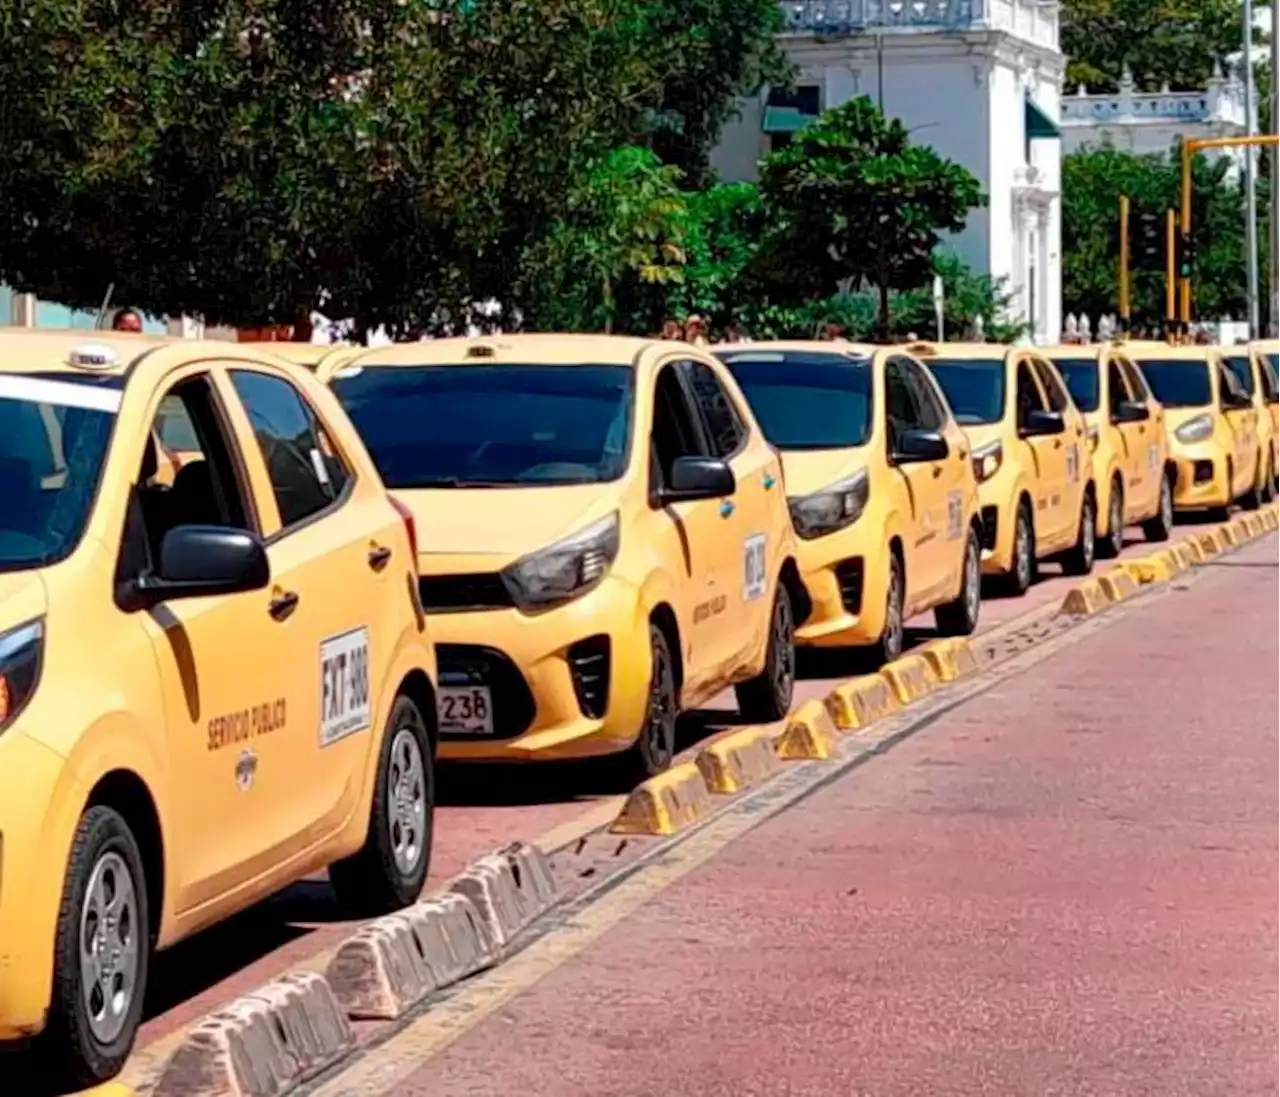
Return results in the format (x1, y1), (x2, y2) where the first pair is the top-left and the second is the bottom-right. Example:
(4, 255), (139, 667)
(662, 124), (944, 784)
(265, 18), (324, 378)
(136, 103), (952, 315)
(241, 341), (362, 374)
(1128, 343), (1264, 515)
(318, 335), (802, 779)
(1043, 343), (1174, 556)
(0, 331), (437, 1087)
(713, 342), (982, 664)
(1221, 340), (1279, 502)
(910, 342), (1096, 594)
(1251, 339), (1279, 441)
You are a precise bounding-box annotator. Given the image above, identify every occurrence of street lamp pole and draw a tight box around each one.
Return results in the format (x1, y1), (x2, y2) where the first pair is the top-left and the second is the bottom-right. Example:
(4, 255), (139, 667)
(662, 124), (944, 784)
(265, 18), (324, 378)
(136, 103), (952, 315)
(1271, 0), (1279, 336)
(1242, 0), (1259, 338)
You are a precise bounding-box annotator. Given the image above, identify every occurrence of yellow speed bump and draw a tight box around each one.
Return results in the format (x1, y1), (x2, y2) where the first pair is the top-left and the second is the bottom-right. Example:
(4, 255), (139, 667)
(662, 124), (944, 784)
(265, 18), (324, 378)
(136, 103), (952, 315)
(78, 1087), (139, 1097)
(1262, 504), (1279, 531)
(1060, 577), (1107, 616)
(1124, 553), (1177, 585)
(774, 698), (840, 761)
(1219, 521), (1241, 547)
(695, 727), (782, 794)
(879, 653), (939, 705)
(1195, 529), (1225, 557)
(1179, 538), (1206, 564)
(1097, 566), (1139, 603)
(1169, 541), (1197, 570)
(1241, 512), (1265, 537)
(824, 674), (901, 731)
(610, 762), (714, 837)
(916, 637), (978, 683)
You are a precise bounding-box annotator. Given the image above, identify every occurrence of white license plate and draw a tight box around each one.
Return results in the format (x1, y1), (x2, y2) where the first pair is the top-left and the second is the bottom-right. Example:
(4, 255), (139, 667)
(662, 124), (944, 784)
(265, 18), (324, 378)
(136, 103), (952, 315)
(438, 686), (494, 735)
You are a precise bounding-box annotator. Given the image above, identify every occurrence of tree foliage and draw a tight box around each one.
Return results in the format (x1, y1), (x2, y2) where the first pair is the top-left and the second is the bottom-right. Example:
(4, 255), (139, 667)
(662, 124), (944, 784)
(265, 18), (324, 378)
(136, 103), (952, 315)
(1061, 146), (1247, 323)
(1061, 0), (1246, 92)
(756, 97), (985, 337)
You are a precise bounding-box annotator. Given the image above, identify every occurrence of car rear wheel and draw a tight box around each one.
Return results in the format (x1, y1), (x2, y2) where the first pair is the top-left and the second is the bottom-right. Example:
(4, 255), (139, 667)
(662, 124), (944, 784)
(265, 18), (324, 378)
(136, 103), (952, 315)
(44, 806), (150, 1089)
(735, 583), (796, 722)
(1141, 473), (1174, 542)
(935, 526), (981, 637)
(1061, 491), (1097, 576)
(1000, 500), (1035, 596)
(1098, 479), (1124, 559)
(330, 693), (435, 916)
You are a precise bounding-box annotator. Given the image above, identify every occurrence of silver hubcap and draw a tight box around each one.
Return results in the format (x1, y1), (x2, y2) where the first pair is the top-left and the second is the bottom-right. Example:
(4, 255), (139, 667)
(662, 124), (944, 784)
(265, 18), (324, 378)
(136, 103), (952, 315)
(387, 728), (427, 878)
(964, 538), (980, 622)
(1110, 495), (1122, 545)
(1161, 481), (1173, 526)
(885, 563), (903, 658)
(1016, 516), (1031, 586)
(1082, 502), (1095, 561)
(79, 852), (139, 1045)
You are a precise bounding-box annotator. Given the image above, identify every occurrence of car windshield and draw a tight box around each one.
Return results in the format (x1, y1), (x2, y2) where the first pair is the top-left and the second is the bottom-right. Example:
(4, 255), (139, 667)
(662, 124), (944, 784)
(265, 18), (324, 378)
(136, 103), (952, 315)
(921, 358), (1007, 425)
(330, 363), (633, 488)
(1134, 359), (1212, 408)
(0, 373), (118, 572)
(716, 351), (872, 449)
(1220, 355), (1256, 397)
(1050, 357), (1100, 413)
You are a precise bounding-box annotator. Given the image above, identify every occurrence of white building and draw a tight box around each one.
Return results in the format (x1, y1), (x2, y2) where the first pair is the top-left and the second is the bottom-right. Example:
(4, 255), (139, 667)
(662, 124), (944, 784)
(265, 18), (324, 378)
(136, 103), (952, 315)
(1060, 63), (1249, 176)
(712, 0), (1067, 343)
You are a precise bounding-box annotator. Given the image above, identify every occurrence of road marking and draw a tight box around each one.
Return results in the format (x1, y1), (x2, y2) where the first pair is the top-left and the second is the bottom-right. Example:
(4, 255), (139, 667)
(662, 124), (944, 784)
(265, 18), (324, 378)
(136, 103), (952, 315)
(304, 601), (1142, 1097)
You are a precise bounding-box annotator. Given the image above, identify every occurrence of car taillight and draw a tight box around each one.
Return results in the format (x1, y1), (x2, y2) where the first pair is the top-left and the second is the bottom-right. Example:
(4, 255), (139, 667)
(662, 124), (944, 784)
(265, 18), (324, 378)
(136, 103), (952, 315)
(389, 496), (418, 562)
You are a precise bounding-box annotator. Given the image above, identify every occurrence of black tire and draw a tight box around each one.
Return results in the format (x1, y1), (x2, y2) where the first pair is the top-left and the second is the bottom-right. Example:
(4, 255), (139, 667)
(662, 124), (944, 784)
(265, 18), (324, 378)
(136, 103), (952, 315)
(999, 499), (1036, 596)
(1240, 459), (1264, 510)
(1141, 472), (1175, 542)
(735, 583), (796, 722)
(1098, 478), (1124, 559)
(623, 624), (679, 780)
(935, 525), (981, 637)
(1061, 490), (1098, 576)
(330, 693), (435, 916)
(1262, 456), (1276, 503)
(43, 805), (151, 1090)
(866, 550), (905, 666)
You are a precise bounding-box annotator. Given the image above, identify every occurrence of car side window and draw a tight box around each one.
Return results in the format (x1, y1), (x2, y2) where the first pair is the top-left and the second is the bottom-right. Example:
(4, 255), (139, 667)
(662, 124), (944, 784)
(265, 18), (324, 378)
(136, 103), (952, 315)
(680, 360), (746, 459)
(898, 356), (947, 431)
(650, 363), (707, 495)
(1218, 361), (1247, 409)
(1118, 357), (1151, 402)
(1015, 360), (1048, 429)
(155, 394), (201, 451)
(885, 356), (927, 454)
(229, 370), (352, 530)
(122, 375), (256, 579)
(1107, 358), (1132, 418)
(1032, 358), (1071, 414)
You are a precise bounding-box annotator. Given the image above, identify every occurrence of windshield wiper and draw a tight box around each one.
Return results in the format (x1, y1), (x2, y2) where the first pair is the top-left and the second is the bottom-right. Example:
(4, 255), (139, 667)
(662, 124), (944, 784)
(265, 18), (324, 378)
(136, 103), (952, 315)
(394, 476), (509, 489)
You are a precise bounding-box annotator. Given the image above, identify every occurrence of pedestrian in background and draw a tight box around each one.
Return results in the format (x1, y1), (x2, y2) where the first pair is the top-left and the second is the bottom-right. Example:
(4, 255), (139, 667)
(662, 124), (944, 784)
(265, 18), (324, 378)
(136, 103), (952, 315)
(660, 317), (682, 340)
(684, 314), (709, 346)
(112, 308), (143, 333)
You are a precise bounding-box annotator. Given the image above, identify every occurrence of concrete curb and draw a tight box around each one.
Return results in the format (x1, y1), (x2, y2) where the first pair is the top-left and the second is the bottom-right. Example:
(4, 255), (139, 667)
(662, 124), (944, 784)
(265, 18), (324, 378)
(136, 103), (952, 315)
(81, 1087), (138, 1097)
(879, 653), (939, 705)
(916, 637), (978, 683)
(1097, 566), (1139, 604)
(447, 842), (561, 949)
(774, 698), (840, 761)
(695, 727), (782, 794)
(824, 674), (901, 731)
(610, 762), (715, 837)
(152, 972), (353, 1097)
(1124, 552), (1178, 585)
(1060, 577), (1107, 615)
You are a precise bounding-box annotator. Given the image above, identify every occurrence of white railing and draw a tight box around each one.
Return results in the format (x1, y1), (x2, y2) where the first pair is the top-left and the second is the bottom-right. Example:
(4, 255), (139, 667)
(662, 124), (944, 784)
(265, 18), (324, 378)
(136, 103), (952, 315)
(779, 0), (1059, 50)
(1061, 71), (1247, 129)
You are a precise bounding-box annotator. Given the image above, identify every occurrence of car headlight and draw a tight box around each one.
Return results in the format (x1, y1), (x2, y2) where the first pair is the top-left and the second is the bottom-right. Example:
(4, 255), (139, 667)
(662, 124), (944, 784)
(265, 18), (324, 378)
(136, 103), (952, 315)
(1174, 414), (1214, 444)
(788, 471), (869, 540)
(971, 441), (1003, 483)
(0, 618), (43, 734)
(501, 513), (620, 611)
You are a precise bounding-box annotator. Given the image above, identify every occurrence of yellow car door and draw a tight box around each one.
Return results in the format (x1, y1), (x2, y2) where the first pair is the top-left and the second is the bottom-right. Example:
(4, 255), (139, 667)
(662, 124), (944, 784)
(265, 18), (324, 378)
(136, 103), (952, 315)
(1103, 355), (1146, 515)
(680, 356), (779, 672)
(128, 366), (299, 911)
(1014, 356), (1069, 547)
(219, 365), (404, 853)
(1117, 354), (1163, 516)
(1215, 355), (1259, 496)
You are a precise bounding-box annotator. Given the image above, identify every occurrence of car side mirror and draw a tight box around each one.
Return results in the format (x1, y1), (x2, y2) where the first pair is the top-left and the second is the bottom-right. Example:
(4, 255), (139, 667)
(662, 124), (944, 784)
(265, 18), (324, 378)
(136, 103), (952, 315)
(892, 429), (949, 464)
(135, 525), (270, 606)
(1019, 409), (1065, 437)
(661, 456), (736, 503)
(1113, 399), (1150, 424)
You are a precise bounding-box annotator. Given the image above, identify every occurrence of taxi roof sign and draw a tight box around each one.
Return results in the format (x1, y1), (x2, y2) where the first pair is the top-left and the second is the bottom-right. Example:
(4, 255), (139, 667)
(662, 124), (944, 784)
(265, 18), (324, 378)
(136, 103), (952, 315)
(68, 343), (121, 370)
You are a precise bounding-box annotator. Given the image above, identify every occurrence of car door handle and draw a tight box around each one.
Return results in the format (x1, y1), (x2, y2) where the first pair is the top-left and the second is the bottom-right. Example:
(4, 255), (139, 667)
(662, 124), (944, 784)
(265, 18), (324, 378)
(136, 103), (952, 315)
(268, 590), (300, 621)
(368, 544), (393, 571)
(1053, 438), (1064, 449)
(719, 499), (735, 518)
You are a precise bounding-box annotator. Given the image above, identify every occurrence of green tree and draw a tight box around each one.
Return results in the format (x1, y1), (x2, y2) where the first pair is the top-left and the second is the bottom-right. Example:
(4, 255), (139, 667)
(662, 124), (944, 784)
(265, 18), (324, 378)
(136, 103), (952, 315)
(521, 146), (687, 332)
(1062, 0), (1245, 92)
(757, 96), (986, 339)
(0, 0), (664, 330)
(1061, 145), (1247, 324)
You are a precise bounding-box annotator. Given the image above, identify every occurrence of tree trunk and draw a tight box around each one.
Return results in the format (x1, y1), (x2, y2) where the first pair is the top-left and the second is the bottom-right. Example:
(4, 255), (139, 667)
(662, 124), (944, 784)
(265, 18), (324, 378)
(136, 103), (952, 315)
(876, 282), (891, 342)
(603, 273), (614, 334)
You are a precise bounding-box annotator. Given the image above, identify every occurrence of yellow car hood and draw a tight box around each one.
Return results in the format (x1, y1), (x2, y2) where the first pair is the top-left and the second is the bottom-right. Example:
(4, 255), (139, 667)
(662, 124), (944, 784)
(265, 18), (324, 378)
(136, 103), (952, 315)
(0, 570), (47, 630)
(778, 447), (869, 498)
(395, 484), (612, 560)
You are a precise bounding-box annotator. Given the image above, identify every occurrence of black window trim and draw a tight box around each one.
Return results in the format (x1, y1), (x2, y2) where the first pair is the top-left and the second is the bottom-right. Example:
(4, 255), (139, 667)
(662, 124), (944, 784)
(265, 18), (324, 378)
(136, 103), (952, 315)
(226, 366), (358, 546)
(893, 353), (949, 432)
(676, 357), (750, 464)
(648, 358), (713, 508)
(1015, 355), (1050, 426)
(1029, 355), (1071, 415)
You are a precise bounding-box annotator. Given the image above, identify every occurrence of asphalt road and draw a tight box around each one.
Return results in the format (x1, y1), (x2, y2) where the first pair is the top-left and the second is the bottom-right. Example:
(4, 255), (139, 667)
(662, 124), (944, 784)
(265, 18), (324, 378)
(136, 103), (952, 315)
(355, 530), (1279, 1097)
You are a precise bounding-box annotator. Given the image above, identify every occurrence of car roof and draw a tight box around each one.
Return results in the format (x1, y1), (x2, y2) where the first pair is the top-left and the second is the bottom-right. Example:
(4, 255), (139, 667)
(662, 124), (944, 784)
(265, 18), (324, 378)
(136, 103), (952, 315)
(0, 328), (174, 378)
(714, 339), (878, 358)
(1247, 339), (1278, 354)
(241, 341), (334, 364)
(1039, 344), (1106, 359)
(897, 341), (1016, 361)
(1123, 343), (1216, 361)
(327, 333), (663, 373)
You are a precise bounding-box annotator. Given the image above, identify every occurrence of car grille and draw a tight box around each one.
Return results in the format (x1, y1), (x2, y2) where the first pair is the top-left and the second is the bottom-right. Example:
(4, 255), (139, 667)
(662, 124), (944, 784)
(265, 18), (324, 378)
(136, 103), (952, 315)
(568, 636), (611, 719)
(833, 558), (864, 614)
(418, 572), (513, 613)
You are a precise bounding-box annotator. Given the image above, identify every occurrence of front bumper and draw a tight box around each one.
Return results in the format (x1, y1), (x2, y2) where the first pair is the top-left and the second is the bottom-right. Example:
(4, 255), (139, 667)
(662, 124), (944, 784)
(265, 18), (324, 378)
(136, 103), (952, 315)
(0, 733), (72, 1039)
(1169, 441), (1232, 510)
(791, 527), (891, 648)
(975, 472), (1020, 577)
(424, 574), (652, 762)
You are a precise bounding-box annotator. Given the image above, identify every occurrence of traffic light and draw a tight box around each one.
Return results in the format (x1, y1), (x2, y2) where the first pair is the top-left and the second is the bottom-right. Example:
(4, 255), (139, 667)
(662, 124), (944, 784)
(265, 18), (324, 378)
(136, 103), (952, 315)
(1177, 232), (1195, 279)
(1132, 209), (1163, 268)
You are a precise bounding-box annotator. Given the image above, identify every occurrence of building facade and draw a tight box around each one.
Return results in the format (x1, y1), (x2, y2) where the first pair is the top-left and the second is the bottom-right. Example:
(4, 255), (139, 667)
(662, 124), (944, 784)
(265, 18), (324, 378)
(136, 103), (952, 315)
(712, 0), (1067, 343)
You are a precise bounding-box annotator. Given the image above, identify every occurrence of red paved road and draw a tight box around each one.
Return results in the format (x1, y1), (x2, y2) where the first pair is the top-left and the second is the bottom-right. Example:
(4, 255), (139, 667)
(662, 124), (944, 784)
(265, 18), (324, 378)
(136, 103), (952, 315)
(129, 519), (1209, 1050)
(396, 533), (1278, 1097)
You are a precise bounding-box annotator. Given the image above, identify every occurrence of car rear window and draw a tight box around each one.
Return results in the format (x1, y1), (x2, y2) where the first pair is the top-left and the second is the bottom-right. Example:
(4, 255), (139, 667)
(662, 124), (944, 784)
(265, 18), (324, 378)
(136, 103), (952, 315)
(1134, 359), (1212, 408)
(1050, 357), (1100, 413)
(331, 363), (633, 488)
(920, 358), (1007, 425)
(716, 351), (872, 449)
